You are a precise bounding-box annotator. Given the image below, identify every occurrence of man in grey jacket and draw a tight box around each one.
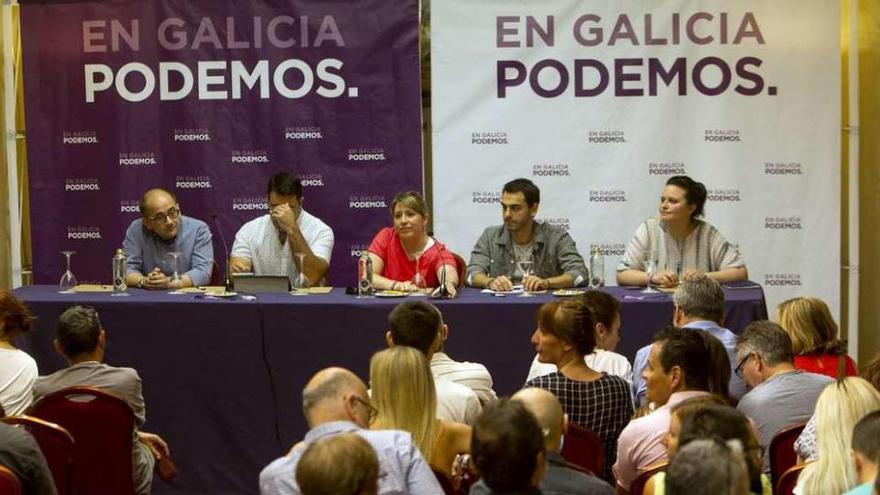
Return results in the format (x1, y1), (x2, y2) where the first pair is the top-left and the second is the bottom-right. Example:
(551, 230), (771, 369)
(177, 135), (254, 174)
(467, 178), (588, 291)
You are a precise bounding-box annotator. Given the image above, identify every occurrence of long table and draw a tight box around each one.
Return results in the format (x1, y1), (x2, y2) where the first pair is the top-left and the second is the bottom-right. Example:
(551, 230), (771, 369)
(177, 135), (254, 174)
(14, 284), (767, 494)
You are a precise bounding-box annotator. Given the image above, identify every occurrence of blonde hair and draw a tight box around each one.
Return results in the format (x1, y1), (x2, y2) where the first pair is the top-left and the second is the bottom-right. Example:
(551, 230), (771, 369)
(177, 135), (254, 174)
(390, 191), (428, 218)
(369, 347), (436, 459)
(776, 296), (844, 355)
(798, 377), (880, 494)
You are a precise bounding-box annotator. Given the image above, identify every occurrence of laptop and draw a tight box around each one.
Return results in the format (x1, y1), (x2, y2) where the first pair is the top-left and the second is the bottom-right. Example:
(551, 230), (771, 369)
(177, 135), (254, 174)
(232, 273), (290, 294)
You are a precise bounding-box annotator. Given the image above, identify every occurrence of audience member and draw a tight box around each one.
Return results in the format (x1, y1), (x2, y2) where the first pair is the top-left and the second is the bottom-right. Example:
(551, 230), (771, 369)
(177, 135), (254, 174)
(776, 296), (857, 378)
(633, 274), (745, 405)
(524, 298), (632, 481)
(796, 378), (880, 494)
(845, 411), (880, 495)
(469, 398), (547, 494)
(259, 367), (442, 495)
(370, 347), (471, 478)
(386, 301), (481, 424)
(295, 433), (379, 495)
(613, 327), (713, 493)
(860, 353), (880, 390)
(698, 329), (735, 404)
(526, 290), (633, 384)
(733, 321), (832, 472)
(0, 421), (57, 495)
(33, 306), (169, 495)
(0, 290), (38, 415)
(664, 439), (750, 495)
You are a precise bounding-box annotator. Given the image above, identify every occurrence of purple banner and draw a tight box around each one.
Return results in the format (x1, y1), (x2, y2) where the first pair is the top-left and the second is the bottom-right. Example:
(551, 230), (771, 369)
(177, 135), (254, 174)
(21, 0), (422, 286)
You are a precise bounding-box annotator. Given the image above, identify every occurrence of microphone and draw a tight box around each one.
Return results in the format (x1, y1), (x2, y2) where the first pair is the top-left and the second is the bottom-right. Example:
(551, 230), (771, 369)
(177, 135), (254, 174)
(211, 214), (232, 290)
(427, 232), (450, 299)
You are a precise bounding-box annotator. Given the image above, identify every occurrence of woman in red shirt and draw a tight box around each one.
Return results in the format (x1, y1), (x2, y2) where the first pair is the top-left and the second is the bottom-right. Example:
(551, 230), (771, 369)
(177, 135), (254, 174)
(368, 191), (459, 296)
(776, 296), (857, 378)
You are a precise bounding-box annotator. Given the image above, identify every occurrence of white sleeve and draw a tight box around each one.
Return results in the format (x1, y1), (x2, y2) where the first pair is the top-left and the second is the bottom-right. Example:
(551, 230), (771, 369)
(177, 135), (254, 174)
(309, 223), (335, 263)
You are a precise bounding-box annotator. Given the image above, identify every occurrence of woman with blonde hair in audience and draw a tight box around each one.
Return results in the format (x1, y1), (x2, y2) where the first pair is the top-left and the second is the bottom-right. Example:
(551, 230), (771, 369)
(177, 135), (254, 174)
(795, 377), (880, 495)
(0, 290), (38, 415)
(776, 296), (857, 378)
(369, 346), (471, 478)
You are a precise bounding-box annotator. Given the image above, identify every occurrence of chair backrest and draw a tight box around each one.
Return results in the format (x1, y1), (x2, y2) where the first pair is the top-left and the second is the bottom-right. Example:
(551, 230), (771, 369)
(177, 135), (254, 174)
(451, 252), (467, 287)
(629, 462), (668, 495)
(0, 416), (74, 495)
(775, 463), (807, 495)
(30, 386), (137, 495)
(0, 465), (22, 495)
(560, 423), (604, 478)
(769, 422), (806, 488)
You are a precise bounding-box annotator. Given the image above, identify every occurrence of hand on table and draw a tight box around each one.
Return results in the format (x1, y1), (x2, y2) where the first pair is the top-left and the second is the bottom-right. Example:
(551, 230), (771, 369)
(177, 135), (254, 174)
(144, 268), (171, 290)
(651, 270), (678, 288)
(433, 281), (458, 298)
(393, 281), (419, 292)
(682, 269), (700, 281)
(487, 275), (513, 292)
(522, 275), (550, 292)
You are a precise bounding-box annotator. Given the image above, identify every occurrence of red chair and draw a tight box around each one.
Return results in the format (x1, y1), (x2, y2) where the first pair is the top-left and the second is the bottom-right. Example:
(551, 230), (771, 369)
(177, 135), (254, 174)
(560, 423), (604, 478)
(0, 416), (74, 495)
(776, 462), (808, 495)
(0, 465), (22, 495)
(769, 422), (806, 489)
(629, 462), (668, 495)
(30, 386), (137, 495)
(451, 252), (467, 287)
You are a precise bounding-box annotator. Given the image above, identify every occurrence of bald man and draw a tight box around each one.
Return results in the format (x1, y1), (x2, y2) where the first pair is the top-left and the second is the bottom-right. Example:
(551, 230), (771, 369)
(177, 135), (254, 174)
(259, 367), (442, 495)
(123, 188), (214, 289)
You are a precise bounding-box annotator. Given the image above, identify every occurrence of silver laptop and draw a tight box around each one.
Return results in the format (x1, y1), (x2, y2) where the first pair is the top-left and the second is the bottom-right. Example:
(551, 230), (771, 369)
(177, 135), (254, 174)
(232, 273), (290, 294)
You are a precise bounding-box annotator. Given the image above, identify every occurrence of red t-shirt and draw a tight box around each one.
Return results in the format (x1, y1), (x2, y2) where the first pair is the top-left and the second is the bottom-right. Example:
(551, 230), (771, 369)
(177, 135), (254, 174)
(368, 227), (457, 287)
(794, 353), (858, 379)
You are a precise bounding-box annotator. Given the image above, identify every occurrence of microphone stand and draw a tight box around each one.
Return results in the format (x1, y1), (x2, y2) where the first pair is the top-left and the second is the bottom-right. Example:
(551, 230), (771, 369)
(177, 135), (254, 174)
(428, 232), (451, 299)
(212, 214), (232, 291)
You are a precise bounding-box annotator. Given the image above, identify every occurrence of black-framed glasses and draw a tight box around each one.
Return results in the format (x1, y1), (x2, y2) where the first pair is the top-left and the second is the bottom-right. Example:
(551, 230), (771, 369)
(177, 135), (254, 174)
(352, 395), (378, 423)
(734, 353), (752, 379)
(148, 205), (180, 223)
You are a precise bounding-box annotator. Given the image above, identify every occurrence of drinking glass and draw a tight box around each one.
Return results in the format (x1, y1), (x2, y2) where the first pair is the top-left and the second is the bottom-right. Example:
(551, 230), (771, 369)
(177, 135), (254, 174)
(166, 252), (183, 293)
(517, 255), (535, 298)
(411, 255), (427, 291)
(58, 251), (77, 293)
(642, 259), (659, 294)
(291, 253), (311, 295)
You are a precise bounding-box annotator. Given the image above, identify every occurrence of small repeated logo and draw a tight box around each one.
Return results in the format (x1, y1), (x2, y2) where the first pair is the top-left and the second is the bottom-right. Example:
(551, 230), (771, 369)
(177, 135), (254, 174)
(707, 189), (741, 202)
(648, 162), (687, 175)
(588, 190), (627, 203)
(231, 150), (269, 164)
(62, 131), (98, 145)
(543, 217), (570, 231)
(350, 243), (370, 258)
(175, 176), (212, 189)
(232, 197), (268, 211)
(173, 128), (211, 142)
(765, 162), (803, 175)
(66, 226), (102, 240)
(119, 200), (140, 213)
(64, 178), (100, 191)
(765, 216), (802, 229)
(299, 173), (325, 187)
(704, 129), (741, 142)
(587, 130), (626, 144)
(285, 126), (323, 140)
(590, 242), (627, 256)
(119, 152), (157, 166)
(765, 273), (802, 286)
(471, 132), (508, 145)
(472, 191), (501, 204)
(348, 147), (386, 161)
(349, 195), (387, 209)
(532, 164), (570, 177)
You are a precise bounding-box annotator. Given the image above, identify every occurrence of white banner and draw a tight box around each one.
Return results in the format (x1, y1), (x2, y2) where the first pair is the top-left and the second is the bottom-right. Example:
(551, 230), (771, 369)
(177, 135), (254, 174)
(431, 0), (840, 318)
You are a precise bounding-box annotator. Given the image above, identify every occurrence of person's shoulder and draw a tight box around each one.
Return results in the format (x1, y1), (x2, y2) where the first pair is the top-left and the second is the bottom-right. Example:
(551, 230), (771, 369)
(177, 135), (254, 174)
(258, 452), (299, 491)
(545, 462), (614, 494)
(0, 421), (35, 445)
(478, 224), (505, 239)
(435, 376), (477, 398)
(300, 209), (333, 232)
(182, 215), (209, 230)
(124, 217), (145, 237)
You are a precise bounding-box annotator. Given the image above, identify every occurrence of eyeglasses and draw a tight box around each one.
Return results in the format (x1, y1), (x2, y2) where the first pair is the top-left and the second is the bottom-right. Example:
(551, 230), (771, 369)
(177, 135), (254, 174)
(352, 395), (378, 423)
(734, 353), (753, 379)
(147, 205), (180, 223)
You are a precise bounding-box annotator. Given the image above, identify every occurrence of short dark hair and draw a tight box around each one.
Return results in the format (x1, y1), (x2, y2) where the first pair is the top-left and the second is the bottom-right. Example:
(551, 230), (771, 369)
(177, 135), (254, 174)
(666, 175), (707, 219)
(138, 188), (177, 214)
(536, 299), (596, 356)
(502, 178), (540, 207)
(736, 321), (794, 366)
(387, 301), (441, 356)
(56, 306), (102, 357)
(698, 330), (733, 401)
(852, 410), (880, 463)
(678, 405), (762, 484)
(471, 398), (545, 492)
(577, 290), (621, 329)
(658, 327), (712, 392)
(267, 172), (303, 199)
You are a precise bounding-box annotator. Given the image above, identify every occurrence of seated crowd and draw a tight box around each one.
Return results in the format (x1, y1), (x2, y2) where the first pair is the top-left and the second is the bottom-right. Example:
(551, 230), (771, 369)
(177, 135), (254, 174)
(0, 280), (876, 495)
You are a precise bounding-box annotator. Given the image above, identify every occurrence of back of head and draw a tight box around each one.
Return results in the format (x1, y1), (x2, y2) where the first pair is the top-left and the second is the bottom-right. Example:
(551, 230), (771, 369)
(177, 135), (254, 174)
(0, 290), (34, 340)
(852, 410), (880, 464)
(387, 301), (441, 356)
(776, 296), (844, 355)
(697, 330), (733, 401)
(678, 405), (760, 480)
(860, 353), (880, 393)
(301, 368), (363, 426)
(502, 178), (540, 207)
(267, 172), (303, 199)
(296, 433), (379, 495)
(665, 175), (707, 219)
(472, 398), (546, 492)
(536, 299), (596, 356)
(658, 328), (712, 392)
(55, 306), (102, 358)
(673, 274), (724, 323)
(511, 387), (563, 448)
(369, 347), (436, 458)
(736, 320), (794, 367)
(665, 439), (750, 495)
(577, 290), (620, 329)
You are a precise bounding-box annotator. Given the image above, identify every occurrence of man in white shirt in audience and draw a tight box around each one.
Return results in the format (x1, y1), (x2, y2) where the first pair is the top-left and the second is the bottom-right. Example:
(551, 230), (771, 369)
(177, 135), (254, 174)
(231, 172), (334, 286)
(386, 300), (484, 423)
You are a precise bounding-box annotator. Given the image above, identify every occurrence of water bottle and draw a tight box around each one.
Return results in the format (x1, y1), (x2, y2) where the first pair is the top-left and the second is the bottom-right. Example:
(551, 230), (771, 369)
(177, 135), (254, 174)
(112, 248), (127, 293)
(357, 251), (374, 297)
(589, 246), (605, 288)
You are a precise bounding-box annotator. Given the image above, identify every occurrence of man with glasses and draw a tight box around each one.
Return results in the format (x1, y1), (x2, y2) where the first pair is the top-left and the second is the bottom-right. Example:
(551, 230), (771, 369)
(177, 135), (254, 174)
(259, 367), (442, 495)
(123, 188), (214, 289)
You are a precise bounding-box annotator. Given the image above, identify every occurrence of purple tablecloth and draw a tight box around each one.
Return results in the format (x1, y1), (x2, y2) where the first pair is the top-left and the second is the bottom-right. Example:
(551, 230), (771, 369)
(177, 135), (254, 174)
(13, 284), (767, 494)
